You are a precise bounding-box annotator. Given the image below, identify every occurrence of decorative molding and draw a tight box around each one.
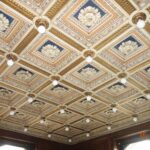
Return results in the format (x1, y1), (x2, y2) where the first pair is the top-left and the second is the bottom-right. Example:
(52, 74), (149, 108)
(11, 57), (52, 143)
(144, 22), (150, 34)
(46, 0), (70, 19)
(14, 29), (38, 54)
(0, 81), (26, 94)
(0, 61), (8, 75)
(65, 95), (84, 106)
(19, 60), (51, 77)
(147, 6), (150, 14)
(33, 80), (52, 94)
(128, 78), (145, 90)
(50, 28), (85, 51)
(114, 0), (136, 14)
(61, 80), (84, 92)
(94, 24), (131, 50)
(2, 0), (36, 20)
(59, 57), (84, 76)
(0, 0), (150, 144)
(95, 57), (120, 73)
(93, 78), (116, 92)
(128, 59), (150, 73)
(0, 50), (6, 56)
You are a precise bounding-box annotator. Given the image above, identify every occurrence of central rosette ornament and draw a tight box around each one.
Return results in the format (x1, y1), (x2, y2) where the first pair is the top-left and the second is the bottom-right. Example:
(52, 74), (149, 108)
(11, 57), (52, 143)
(41, 44), (61, 59)
(78, 6), (101, 27)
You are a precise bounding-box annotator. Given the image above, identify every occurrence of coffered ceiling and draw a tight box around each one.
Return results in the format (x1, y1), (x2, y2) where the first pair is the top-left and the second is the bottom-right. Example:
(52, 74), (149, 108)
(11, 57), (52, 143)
(0, 0), (150, 145)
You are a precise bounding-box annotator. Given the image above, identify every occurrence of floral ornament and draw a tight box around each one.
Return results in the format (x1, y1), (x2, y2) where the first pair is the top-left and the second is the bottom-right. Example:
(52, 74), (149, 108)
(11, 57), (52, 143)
(0, 87), (13, 97)
(133, 96), (148, 105)
(118, 40), (139, 56)
(0, 13), (10, 32)
(52, 85), (68, 95)
(41, 44), (61, 59)
(78, 6), (101, 27)
(80, 67), (98, 78)
(15, 69), (33, 80)
(31, 100), (45, 107)
(14, 112), (25, 119)
(108, 83), (126, 93)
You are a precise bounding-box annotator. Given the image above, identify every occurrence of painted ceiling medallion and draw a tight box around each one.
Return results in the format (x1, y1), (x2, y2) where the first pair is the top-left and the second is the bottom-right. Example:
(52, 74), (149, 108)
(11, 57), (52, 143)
(0, 12), (9, 32)
(108, 83), (126, 93)
(14, 68), (34, 80)
(78, 6), (101, 27)
(0, 87), (13, 97)
(41, 44), (61, 59)
(118, 40), (139, 56)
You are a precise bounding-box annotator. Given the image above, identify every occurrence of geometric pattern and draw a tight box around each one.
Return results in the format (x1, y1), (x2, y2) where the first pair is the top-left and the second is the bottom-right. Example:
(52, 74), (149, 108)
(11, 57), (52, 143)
(0, 0), (150, 145)
(54, 0), (127, 46)
(18, 0), (54, 15)
(21, 34), (79, 74)
(99, 29), (150, 70)
(63, 61), (114, 90)
(0, 2), (32, 51)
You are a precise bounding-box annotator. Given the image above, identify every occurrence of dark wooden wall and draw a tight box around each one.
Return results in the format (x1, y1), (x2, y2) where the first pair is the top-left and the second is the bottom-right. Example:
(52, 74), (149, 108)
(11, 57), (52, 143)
(71, 136), (113, 150)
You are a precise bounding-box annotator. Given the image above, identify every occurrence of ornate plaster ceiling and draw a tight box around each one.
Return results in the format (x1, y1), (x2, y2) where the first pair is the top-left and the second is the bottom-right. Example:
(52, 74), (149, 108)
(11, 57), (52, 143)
(0, 0), (150, 145)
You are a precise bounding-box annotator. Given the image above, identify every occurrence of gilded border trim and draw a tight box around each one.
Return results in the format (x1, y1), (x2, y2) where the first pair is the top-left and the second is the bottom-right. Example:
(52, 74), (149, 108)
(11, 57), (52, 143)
(33, 80), (52, 94)
(0, 61), (8, 75)
(94, 24), (131, 50)
(144, 22), (150, 34)
(92, 78), (116, 92)
(147, 6), (150, 13)
(61, 80), (84, 92)
(115, 0), (136, 14)
(2, 0), (36, 20)
(50, 28), (85, 51)
(19, 60), (51, 77)
(14, 29), (38, 54)
(46, 0), (70, 19)
(59, 57), (84, 76)
(128, 78), (145, 90)
(65, 95), (84, 105)
(128, 60), (150, 73)
(0, 50), (5, 56)
(0, 81), (26, 94)
(95, 57), (120, 73)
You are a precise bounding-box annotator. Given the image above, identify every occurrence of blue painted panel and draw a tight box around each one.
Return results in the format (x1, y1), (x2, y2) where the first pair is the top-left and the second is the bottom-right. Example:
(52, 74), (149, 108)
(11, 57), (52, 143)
(114, 36), (142, 50)
(38, 40), (64, 53)
(78, 64), (99, 73)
